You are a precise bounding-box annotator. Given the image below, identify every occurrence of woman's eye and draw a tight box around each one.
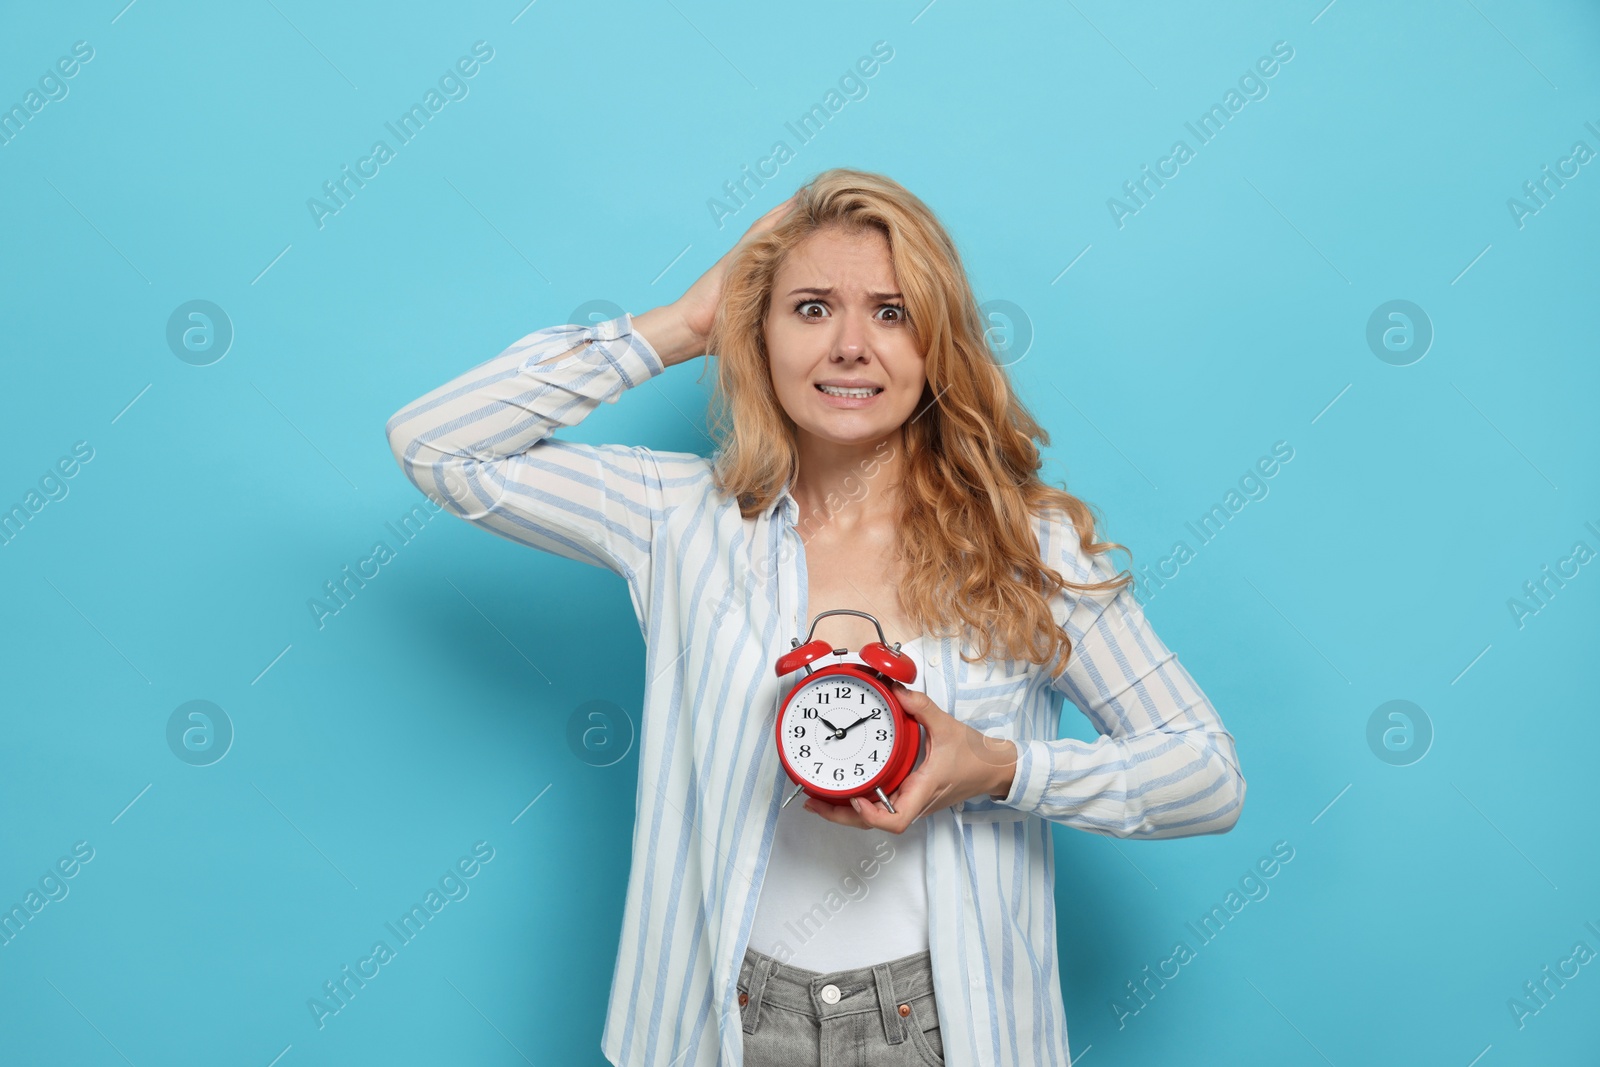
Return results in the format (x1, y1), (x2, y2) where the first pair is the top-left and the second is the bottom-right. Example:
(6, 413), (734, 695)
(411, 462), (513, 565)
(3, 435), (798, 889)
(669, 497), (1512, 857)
(792, 300), (907, 323)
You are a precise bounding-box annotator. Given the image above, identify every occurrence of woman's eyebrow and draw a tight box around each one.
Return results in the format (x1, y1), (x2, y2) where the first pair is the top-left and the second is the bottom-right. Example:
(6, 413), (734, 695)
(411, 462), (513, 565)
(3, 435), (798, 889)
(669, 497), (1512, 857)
(786, 286), (904, 301)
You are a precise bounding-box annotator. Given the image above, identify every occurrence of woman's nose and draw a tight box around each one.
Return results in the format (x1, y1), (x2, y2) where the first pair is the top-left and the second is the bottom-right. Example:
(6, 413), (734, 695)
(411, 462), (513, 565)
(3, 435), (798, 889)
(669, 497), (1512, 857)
(831, 313), (870, 359)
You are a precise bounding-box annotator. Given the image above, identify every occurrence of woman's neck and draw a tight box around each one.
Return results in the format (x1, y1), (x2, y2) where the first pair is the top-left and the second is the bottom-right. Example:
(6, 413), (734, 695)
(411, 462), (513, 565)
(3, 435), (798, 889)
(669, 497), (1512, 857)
(790, 427), (906, 538)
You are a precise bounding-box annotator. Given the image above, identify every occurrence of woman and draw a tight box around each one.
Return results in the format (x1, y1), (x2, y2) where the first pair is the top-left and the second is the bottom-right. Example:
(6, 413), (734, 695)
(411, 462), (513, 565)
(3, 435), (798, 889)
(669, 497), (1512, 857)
(385, 169), (1245, 1067)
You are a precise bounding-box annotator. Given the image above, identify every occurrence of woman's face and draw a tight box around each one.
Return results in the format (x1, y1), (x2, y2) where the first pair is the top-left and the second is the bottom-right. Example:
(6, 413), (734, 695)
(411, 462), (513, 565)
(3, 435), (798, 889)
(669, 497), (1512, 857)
(763, 225), (927, 450)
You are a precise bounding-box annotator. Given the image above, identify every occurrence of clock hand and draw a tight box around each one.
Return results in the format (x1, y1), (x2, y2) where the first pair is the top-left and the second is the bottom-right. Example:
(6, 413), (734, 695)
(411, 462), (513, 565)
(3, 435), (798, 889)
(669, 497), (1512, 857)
(817, 716), (846, 740)
(837, 713), (873, 735)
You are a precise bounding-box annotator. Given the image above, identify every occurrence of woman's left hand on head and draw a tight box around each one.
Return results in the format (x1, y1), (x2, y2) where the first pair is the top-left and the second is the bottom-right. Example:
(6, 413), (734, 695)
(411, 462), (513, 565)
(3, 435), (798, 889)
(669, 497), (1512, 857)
(802, 681), (1019, 833)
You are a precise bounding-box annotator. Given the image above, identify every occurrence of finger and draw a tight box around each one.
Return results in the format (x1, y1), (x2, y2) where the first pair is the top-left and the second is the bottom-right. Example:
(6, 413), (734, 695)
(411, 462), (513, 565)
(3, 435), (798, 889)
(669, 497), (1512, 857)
(749, 195), (797, 234)
(848, 794), (890, 831)
(854, 774), (928, 834)
(891, 684), (945, 726)
(896, 681), (934, 713)
(804, 797), (870, 829)
(891, 682), (937, 710)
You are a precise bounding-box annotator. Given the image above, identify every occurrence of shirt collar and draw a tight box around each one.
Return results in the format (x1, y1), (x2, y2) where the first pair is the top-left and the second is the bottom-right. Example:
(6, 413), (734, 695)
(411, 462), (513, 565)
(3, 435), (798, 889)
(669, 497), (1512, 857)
(770, 476), (799, 525)
(775, 488), (798, 526)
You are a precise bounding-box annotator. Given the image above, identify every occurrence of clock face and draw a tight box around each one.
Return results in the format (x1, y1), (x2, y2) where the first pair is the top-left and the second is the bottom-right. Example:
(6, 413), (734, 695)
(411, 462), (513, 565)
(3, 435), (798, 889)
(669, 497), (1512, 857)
(780, 672), (897, 791)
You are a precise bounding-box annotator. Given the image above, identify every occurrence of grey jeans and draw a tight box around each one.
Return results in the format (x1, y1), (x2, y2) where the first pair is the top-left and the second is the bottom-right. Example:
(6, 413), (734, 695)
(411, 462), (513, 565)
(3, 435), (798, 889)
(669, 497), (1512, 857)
(737, 944), (946, 1066)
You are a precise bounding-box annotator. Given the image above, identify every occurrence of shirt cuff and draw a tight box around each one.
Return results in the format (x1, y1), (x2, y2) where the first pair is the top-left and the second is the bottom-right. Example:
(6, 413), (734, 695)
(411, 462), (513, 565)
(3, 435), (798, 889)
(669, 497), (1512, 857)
(586, 311), (666, 387)
(1000, 737), (1052, 814)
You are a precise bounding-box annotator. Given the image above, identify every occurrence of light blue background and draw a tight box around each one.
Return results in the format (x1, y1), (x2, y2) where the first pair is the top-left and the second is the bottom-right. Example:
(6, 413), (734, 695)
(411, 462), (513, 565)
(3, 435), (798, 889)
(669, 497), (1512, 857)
(2, 1), (1597, 1064)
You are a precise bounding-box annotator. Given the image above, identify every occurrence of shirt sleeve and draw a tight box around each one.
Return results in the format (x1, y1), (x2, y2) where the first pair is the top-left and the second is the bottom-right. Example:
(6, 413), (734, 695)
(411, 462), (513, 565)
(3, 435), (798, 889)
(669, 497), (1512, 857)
(995, 513), (1246, 838)
(383, 312), (701, 618)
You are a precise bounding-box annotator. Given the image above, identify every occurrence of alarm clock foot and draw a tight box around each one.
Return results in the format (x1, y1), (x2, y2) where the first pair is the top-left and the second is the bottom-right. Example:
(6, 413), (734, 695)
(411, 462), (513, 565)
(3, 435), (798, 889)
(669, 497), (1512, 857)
(781, 783), (806, 809)
(875, 787), (896, 815)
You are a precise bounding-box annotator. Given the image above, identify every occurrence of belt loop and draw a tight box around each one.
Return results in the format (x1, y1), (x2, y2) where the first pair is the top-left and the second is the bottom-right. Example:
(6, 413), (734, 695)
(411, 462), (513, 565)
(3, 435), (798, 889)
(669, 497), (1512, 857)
(743, 952), (777, 1034)
(872, 962), (906, 1045)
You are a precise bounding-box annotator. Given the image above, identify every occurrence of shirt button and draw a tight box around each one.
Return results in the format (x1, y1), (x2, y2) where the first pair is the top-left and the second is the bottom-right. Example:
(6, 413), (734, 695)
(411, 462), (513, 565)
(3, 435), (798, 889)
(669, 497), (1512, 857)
(820, 984), (841, 1004)
(738, 993), (748, 1006)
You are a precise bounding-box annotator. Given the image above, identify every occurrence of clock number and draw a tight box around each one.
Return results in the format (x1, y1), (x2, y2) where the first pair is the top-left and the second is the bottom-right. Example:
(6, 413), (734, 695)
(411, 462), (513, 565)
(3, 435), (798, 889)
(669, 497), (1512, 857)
(833, 767), (845, 781)
(813, 762), (823, 775)
(790, 725), (807, 738)
(853, 763), (863, 776)
(869, 749), (879, 762)
(833, 685), (852, 700)
(798, 744), (810, 758)
(802, 707), (818, 718)
(875, 728), (887, 741)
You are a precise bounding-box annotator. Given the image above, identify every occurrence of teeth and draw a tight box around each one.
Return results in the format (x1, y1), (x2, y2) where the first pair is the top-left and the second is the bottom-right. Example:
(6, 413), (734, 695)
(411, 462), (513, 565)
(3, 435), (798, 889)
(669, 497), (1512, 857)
(817, 384), (881, 398)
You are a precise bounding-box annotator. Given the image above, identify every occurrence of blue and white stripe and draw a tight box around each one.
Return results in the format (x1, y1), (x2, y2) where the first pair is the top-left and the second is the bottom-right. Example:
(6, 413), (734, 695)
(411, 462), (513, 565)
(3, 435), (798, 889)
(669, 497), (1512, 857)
(385, 312), (1246, 1066)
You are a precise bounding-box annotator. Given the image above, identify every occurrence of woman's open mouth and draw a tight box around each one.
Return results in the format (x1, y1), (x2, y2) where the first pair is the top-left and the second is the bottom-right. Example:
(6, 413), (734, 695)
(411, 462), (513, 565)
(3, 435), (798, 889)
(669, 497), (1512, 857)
(815, 383), (884, 402)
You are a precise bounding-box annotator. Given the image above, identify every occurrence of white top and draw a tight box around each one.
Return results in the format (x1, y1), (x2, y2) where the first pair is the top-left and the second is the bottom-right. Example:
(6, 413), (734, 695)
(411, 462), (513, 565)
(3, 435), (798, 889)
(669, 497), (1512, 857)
(747, 636), (932, 972)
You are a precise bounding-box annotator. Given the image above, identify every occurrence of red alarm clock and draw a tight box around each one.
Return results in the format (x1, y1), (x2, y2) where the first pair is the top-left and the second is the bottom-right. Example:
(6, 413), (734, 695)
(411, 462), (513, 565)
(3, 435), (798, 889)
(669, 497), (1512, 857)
(773, 609), (920, 815)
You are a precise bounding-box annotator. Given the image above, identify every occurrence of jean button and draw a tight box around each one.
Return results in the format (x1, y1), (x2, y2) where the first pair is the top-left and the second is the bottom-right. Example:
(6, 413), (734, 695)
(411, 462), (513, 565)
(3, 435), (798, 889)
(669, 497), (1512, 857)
(820, 984), (841, 1004)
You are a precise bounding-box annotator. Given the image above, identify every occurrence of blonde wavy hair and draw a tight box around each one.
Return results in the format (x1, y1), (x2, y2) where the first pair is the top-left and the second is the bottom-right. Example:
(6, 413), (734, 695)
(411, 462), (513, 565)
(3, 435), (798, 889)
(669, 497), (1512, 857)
(703, 168), (1132, 679)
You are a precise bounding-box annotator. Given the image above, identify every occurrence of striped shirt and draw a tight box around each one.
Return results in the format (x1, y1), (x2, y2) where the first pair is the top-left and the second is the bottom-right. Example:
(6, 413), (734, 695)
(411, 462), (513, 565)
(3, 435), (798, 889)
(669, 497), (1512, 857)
(384, 312), (1247, 1067)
